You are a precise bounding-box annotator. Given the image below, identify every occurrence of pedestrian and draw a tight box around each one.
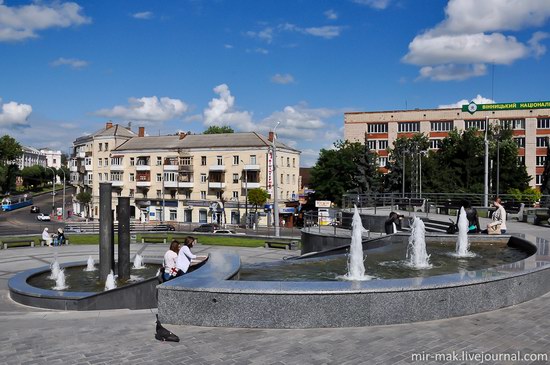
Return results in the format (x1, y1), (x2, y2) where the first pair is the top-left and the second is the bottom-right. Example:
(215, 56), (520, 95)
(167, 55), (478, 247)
(56, 228), (66, 245)
(162, 240), (180, 282)
(458, 200), (481, 233)
(384, 212), (402, 234)
(175, 236), (197, 276)
(42, 227), (52, 247)
(486, 197), (507, 234)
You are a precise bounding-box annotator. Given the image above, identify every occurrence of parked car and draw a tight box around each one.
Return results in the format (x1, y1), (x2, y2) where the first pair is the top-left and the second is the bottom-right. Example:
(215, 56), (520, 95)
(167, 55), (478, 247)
(213, 229), (237, 234)
(36, 213), (51, 221)
(64, 225), (82, 233)
(150, 224), (176, 231)
(30, 206), (40, 213)
(193, 223), (219, 232)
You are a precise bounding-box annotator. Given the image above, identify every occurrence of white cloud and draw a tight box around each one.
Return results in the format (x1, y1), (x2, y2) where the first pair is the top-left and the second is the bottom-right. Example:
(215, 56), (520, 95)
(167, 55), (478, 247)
(224, 44), (233, 49)
(133, 11), (153, 20)
(303, 26), (343, 39)
(246, 22), (344, 44)
(0, 1), (91, 42)
(324, 9), (338, 20)
(95, 96), (188, 122)
(403, 0), (550, 81)
(0, 98), (32, 128)
(352, 0), (391, 10)
(50, 57), (89, 69)
(438, 94), (495, 109)
(203, 84), (256, 131)
(419, 64), (487, 81)
(271, 73), (295, 84)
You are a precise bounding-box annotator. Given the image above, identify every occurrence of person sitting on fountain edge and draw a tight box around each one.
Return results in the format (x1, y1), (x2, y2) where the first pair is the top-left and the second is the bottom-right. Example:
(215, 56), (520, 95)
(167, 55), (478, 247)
(457, 200), (481, 234)
(175, 236), (197, 276)
(384, 212), (402, 234)
(163, 240), (180, 282)
(485, 197), (507, 234)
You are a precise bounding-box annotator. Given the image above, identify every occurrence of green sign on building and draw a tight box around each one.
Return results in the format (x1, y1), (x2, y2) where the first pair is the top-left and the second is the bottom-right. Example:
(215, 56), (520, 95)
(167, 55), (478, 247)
(462, 100), (550, 114)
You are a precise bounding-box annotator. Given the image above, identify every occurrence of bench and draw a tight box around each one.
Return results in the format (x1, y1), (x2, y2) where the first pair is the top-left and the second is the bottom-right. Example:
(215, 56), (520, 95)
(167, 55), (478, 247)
(40, 239), (69, 247)
(394, 198), (426, 212)
(504, 202), (525, 221)
(436, 200), (464, 215)
(141, 235), (167, 244)
(264, 240), (298, 250)
(1, 239), (35, 249)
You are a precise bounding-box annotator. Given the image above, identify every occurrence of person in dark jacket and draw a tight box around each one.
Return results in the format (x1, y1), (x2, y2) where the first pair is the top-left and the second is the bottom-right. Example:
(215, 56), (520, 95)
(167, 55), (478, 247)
(384, 212), (402, 234)
(457, 200), (480, 233)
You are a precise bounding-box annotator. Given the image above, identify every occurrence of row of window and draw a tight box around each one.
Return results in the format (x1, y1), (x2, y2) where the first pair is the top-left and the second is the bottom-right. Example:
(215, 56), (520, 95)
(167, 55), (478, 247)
(94, 172), (297, 185)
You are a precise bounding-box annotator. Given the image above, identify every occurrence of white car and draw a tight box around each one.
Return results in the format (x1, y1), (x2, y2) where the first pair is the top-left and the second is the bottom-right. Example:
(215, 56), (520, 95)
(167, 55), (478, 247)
(36, 213), (51, 221)
(213, 229), (244, 235)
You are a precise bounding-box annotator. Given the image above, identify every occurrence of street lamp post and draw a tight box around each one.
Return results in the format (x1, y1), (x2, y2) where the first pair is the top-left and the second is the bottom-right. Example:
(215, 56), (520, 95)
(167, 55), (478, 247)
(272, 121), (281, 237)
(402, 152), (406, 198)
(47, 167), (56, 217)
(59, 168), (66, 220)
(240, 159), (248, 228)
(484, 116), (489, 207)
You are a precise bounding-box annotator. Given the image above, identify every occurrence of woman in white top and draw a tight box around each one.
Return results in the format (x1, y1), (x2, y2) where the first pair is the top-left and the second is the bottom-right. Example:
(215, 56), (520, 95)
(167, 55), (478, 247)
(176, 236), (197, 275)
(487, 197), (507, 234)
(42, 227), (52, 247)
(163, 240), (180, 281)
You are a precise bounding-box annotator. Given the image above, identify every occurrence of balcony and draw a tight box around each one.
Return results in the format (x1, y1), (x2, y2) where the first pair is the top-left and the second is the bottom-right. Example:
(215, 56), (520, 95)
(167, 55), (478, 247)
(164, 181), (178, 188)
(77, 151), (85, 158)
(136, 164), (150, 171)
(111, 181), (124, 187)
(110, 164), (124, 171)
(209, 165), (226, 171)
(243, 182), (261, 189)
(179, 165), (193, 172)
(84, 164), (93, 171)
(178, 182), (194, 188)
(70, 165), (78, 172)
(243, 164), (260, 170)
(163, 164), (178, 171)
(84, 179), (93, 186)
(136, 181), (151, 187)
(208, 182), (226, 189)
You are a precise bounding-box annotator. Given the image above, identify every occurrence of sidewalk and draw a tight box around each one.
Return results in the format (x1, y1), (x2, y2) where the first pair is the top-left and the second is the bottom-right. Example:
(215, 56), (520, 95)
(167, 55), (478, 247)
(0, 225), (549, 364)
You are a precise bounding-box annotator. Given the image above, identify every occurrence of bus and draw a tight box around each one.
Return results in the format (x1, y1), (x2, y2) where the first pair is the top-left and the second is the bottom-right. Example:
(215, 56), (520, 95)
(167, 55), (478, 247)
(1, 194), (33, 211)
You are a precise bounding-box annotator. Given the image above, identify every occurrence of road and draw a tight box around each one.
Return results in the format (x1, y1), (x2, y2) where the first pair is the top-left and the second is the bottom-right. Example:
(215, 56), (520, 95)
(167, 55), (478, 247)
(0, 188), (73, 235)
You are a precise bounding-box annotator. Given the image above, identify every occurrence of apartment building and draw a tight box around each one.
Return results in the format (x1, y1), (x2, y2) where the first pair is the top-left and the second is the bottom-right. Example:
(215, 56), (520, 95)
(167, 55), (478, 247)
(16, 146), (47, 170)
(345, 101), (550, 188)
(70, 124), (301, 226)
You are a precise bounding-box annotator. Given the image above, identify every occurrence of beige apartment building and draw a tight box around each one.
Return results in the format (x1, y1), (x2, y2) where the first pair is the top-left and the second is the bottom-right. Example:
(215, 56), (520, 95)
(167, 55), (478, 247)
(345, 101), (550, 188)
(70, 123), (301, 226)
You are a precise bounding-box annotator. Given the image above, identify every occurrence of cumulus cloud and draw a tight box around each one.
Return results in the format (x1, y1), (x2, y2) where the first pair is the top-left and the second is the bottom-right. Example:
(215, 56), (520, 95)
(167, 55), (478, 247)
(50, 57), (88, 69)
(352, 0), (391, 10)
(95, 96), (188, 122)
(403, 0), (550, 81)
(0, 98), (32, 128)
(271, 73), (295, 84)
(303, 26), (343, 39)
(203, 84), (255, 131)
(438, 94), (495, 109)
(0, 1), (91, 42)
(324, 9), (338, 20)
(132, 11), (153, 19)
(246, 22), (344, 44)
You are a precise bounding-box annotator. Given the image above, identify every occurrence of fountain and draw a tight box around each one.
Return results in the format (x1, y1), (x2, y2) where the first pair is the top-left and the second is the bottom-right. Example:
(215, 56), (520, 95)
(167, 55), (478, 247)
(49, 260), (61, 280)
(406, 217), (431, 269)
(84, 256), (96, 272)
(105, 270), (117, 291)
(133, 254), (145, 269)
(339, 206), (373, 281)
(53, 268), (68, 291)
(455, 207), (475, 257)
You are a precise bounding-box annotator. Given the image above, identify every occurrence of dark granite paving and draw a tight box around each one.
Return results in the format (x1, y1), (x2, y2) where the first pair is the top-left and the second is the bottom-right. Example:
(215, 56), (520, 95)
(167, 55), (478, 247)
(0, 217), (549, 364)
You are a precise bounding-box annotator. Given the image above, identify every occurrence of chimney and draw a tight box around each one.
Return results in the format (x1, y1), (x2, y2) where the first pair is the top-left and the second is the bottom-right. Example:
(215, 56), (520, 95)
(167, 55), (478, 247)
(138, 127), (145, 137)
(268, 131), (274, 142)
(179, 132), (186, 140)
(106, 121), (113, 129)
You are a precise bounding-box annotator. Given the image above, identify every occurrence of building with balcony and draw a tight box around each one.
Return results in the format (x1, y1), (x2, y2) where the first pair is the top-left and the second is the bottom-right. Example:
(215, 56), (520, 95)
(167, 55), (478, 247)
(344, 101), (550, 188)
(70, 128), (301, 225)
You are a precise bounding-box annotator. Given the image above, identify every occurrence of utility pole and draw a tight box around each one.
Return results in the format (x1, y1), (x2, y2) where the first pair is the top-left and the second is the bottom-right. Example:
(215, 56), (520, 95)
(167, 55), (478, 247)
(272, 121), (281, 237)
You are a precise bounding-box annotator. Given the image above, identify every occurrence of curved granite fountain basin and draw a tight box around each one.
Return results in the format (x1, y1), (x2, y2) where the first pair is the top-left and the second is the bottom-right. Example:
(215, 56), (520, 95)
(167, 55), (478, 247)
(9, 259), (162, 310)
(157, 233), (550, 328)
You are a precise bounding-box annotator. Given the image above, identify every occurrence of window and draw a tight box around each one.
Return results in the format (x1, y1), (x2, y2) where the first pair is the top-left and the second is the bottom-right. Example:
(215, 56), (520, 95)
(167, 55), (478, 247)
(111, 157), (122, 166)
(292, 158), (296, 167)
(378, 156), (388, 167)
(430, 121), (453, 131)
(129, 173), (135, 182)
(536, 175), (543, 185)
(129, 189), (134, 197)
(250, 155), (257, 164)
(292, 174), (295, 184)
(201, 156), (207, 166)
(164, 172), (176, 182)
(180, 156), (192, 165)
(233, 173), (239, 184)
(130, 157), (135, 166)
(537, 118), (550, 129)
(465, 120), (486, 130)
(169, 210), (177, 221)
(517, 156), (525, 166)
(287, 157), (290, 167)
(379, 140), (388, 150)
(98, 158), (102, 167)
(111, 172), (123, 181)
(170, 191), (176, 199)
(536, 137), (548, 147)
(85, 157), (92, 166)
(217, 156), (223, 165)
(156, 156), (162, 166)
(216, 191), (223, 199)
(286, 174), (290, 184)
(233, 155), (239, 165)
(105, 143), (109, 151)
(281, 156), (284, 166)
(156, 173), (162, 182)
(368, 123), (388, 133)
(156, 190), (162, 198)
(98, 173), (103, 182)
(184, 209), (192, 223)
(183, 190), (191, 199)
(104, 158), (108, 166)
(98, 143), (102, 151)
(429, 139), (442, 149)
(537, 156), (546, 166)
(280, 174), (283, 184)
(514, 137), (525, 148)
(500, 118), (525, 130)
(104, 173), (108, 181)
(232, 191), (238, 199)
(398, 122), (419, 133)
(199, 209), (207, 222)
(367, 140), (377, 150)
(200, 174), (207, 183)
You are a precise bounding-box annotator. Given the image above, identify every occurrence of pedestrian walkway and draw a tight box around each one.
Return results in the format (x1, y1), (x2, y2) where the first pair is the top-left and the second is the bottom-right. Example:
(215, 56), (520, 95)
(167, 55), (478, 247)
(0, 222), (549, 364)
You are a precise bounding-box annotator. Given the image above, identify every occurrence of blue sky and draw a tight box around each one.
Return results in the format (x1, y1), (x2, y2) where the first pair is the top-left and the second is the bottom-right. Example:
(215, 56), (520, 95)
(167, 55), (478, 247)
(1, 0), (549, 166)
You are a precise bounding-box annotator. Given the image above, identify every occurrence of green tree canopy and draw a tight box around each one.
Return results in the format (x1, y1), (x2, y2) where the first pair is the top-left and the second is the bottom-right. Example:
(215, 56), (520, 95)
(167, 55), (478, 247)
(203, 125), (234, 134)
(247, 188), (269, 211)
(0, 135), (23, 165)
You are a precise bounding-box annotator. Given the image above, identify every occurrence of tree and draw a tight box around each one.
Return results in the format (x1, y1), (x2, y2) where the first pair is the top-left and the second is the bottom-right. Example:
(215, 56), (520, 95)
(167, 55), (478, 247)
(247, 188), (269, 212)
(76, 191), (92, 217)
(203, 125), (234, 134)
(538, 138), (550, 206)
(20, 165), (43, 189)
(0, 135), (23, 166)
(384, 134), (429, 194)
(489, 127), (530, 194)
(310, 140), (382, 206)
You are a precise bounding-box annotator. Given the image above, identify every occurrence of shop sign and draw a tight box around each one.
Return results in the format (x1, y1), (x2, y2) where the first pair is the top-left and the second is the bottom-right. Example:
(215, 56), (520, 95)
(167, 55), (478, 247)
(463, 100), (550, 114)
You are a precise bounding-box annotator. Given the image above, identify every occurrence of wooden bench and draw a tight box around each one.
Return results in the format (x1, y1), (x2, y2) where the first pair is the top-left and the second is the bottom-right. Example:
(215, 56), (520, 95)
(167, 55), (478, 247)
(394, 198), (426, 212)
(436, 200), (463, 215)
(1, 239), (35, 249)
(264, 240), (298, 250)
(141, 235), (167, 244)
(40, 239), (69, 247)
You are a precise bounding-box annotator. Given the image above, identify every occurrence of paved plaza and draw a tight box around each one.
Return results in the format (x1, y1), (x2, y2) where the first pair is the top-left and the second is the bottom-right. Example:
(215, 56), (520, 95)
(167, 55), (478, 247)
(1, 218), (550, 364)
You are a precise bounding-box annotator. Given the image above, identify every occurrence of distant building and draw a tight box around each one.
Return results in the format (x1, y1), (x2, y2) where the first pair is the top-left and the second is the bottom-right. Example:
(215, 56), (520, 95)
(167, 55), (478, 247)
(40, 149), (62, 169)
(16, 146), (47, 170)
